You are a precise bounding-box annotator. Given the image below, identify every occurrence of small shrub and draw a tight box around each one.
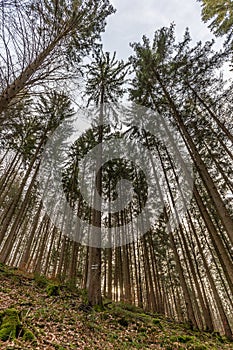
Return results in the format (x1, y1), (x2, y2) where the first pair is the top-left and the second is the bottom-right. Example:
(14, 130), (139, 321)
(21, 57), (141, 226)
(138, 327), (147, 332)
(78, 288), (88, 304)
(100, 312), (109, 320)
(34, 273), (48, 288)
(46, 284), (60, 297)
(118, 317), (129, 327)
(78, 304), (92, 313)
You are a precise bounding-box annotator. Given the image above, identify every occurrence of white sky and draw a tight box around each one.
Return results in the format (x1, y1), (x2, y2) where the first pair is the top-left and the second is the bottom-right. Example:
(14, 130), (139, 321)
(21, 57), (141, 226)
(102, 0), (224, 60)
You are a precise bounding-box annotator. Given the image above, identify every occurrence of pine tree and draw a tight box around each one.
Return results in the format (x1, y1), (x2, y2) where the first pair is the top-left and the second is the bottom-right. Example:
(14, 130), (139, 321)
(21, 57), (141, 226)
(84, 48), (129, 306)
(0, 0), (115, 120)
(129, 25), (233, 337)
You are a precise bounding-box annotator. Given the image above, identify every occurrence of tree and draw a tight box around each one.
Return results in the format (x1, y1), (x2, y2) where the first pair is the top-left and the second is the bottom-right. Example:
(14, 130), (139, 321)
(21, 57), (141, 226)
(0, 91), (75, 264)
(0, 0), (114, 121)
(84, 48), (129, 306)
(129, 25), (233, 337)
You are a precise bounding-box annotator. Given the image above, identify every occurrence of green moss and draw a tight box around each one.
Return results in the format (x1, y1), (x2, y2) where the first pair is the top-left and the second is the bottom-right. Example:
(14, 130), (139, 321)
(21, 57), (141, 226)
(170, 335), (195, 343)
(0, 308), (21, 341)
(46, 284), (60, 297)
(116, 302), (144, 314)
(22, 329), (36, 342)
(54, 345), (66, 350)
(192, 345), (208, 350)
(153, 318), (161, 324)
(212, 332), (228, 344)
(152, 318), (163, 329)
(109, 333), (118, 340)
(93, 304), (104, 312)
(138, 326), (147, 332)
(34, 273), (48, 288)
(0, 308), (36, 343)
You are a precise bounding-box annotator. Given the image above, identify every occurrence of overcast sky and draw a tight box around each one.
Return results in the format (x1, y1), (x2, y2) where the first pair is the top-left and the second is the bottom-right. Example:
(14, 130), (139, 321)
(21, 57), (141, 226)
(102, 0), (224, 60)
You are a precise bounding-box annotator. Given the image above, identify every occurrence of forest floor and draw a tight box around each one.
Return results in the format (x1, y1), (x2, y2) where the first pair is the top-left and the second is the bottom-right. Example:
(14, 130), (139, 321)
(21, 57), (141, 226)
(0, 263), (232, 350)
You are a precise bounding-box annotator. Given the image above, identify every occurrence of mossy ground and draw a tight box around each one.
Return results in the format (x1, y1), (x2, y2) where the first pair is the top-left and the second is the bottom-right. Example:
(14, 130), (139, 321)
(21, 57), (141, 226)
(0, 308), (21, 341)
(0, 263), (232, 349)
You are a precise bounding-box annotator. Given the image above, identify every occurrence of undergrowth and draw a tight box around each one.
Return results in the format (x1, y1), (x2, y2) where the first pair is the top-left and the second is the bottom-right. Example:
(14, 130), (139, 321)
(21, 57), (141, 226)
(0, 263), (232, 350)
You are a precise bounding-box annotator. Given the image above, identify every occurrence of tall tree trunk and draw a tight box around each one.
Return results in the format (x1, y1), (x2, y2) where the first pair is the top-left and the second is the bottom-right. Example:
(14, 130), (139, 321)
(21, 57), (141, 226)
(87, 100), (104, 307)
(154, 72), (233, 245)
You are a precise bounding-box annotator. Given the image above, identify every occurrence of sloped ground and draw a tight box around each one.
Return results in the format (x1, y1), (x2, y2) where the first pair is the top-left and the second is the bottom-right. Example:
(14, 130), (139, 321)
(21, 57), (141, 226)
(0, 263), (232, 350)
